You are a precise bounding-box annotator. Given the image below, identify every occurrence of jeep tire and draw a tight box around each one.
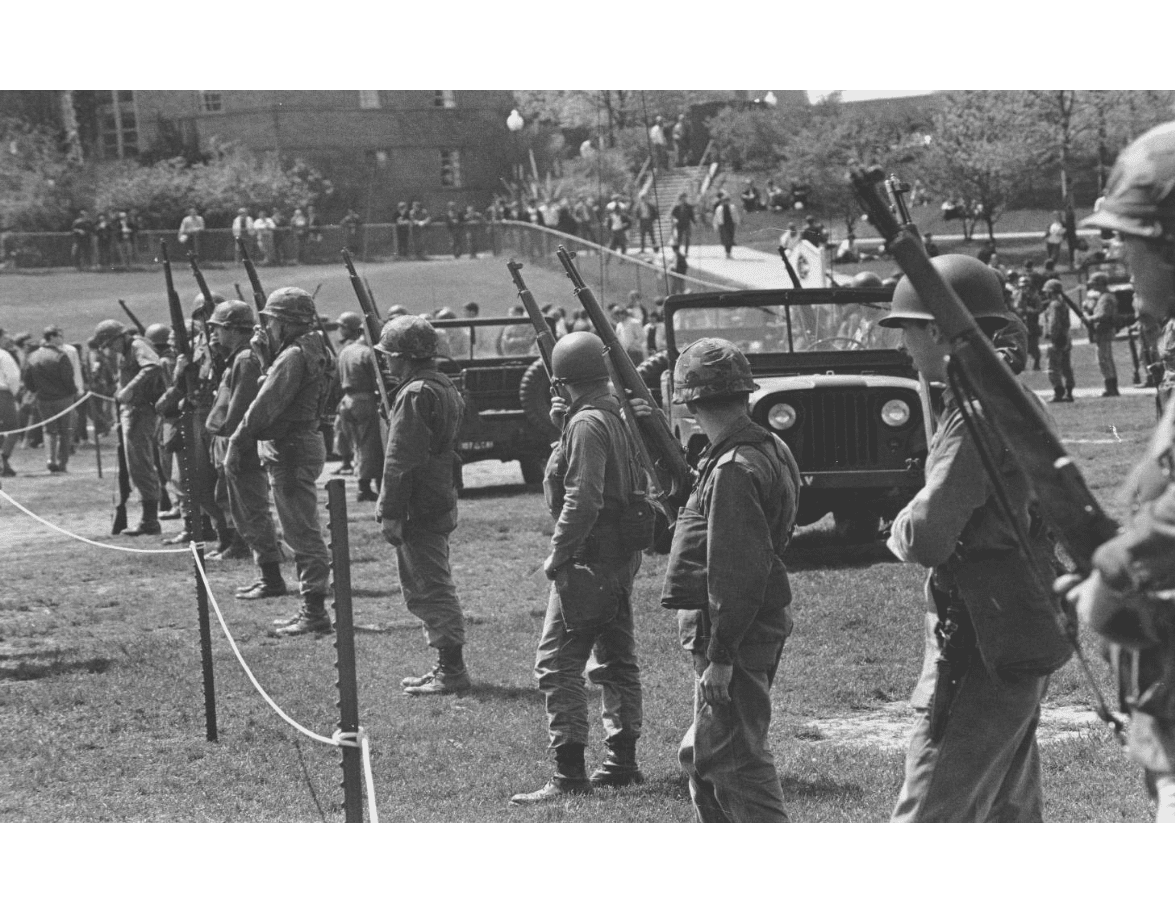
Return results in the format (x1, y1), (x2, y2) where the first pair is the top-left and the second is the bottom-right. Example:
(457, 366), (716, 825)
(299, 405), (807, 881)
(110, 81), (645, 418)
(833, 506), (882, 544)
(520, 360), (557, 433)
(636, 351), (669, 408)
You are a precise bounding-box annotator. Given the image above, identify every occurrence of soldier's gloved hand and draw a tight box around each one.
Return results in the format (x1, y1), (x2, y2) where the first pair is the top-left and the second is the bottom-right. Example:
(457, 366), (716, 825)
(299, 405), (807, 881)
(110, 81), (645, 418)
(628, 397), (653, 419)
(699, 661), (733, 707)
(549, 395), (569, 428)
(173, 353), (190, 377)
(381, 517), (403, 547)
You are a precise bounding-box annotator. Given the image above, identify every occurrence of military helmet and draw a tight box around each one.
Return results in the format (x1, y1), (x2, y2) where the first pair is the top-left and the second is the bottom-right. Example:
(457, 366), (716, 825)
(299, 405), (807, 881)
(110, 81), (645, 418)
(192, 291), (226, 316)
(377, 315), (438, 359)
(879, 254), (1011, 328)
(386, 305), (409, 318)
(1082, 121), (1175, 238)
(262, 287), (317, 324)
(1043, 278), (1064, 294)
(672, 337), (759, 405)
(1087, 271), (1110, 289)
(551, 331), (609, 384)
(850, 271), (883, 288)
(92, 319), (129, 348)
(433, 307), (457, 320)
(335, 311), (364, 334)
(206, 300), (257, 330)
(144, 323), (171, 348)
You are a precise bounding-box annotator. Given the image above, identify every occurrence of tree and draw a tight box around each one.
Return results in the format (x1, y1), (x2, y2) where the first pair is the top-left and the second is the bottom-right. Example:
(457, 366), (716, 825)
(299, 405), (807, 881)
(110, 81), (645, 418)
(0, 117), (75, 230)
(706, 106), (791, 171)
(923, 91), (1036, 243)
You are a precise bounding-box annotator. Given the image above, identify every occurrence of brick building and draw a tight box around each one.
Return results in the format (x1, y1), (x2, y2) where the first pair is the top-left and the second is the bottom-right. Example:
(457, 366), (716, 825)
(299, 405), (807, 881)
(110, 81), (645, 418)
(98, 90), (518, 220)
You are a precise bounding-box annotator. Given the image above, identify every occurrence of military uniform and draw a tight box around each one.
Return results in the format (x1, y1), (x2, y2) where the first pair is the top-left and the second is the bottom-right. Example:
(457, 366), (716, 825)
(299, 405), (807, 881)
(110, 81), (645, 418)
(1083, 279), (1119, 395)
(22, 339), (77, 472)
(336, 334), (384, 495)
(118, 334), (165, 507)
(1042, 289), (1075, 401)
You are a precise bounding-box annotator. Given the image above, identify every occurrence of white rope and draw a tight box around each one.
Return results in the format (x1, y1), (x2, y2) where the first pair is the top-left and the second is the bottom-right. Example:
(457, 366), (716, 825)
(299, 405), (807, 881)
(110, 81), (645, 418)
(90, 391), (118, 402)
(0, 392), (93, 435)
(0, 489), (188, 554)
(190, 544), (380, 822)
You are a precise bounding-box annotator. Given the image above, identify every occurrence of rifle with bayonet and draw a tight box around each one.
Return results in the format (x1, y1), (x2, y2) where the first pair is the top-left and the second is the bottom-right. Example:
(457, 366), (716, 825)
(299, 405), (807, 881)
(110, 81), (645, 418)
(341, 248), (392, 417)
(118, 299), (146, 335)
(554, 245), (693, 514)
(506, 259), (563, 403)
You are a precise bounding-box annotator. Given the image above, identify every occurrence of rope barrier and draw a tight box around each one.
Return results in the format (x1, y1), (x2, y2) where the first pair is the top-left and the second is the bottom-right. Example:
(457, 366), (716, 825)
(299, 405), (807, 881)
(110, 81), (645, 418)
(190, 545), (380, 822)
(0, 392), (93, 435)
(0, 489), (188, 554)
(90, 391), (118, 403)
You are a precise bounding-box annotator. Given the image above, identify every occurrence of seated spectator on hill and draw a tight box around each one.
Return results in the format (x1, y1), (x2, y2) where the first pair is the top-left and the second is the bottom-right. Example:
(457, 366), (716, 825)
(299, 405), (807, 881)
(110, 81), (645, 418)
(835, 234), (859, 264)
(767, 180), (789, 211)
(801, 216), (827, 246)
(740, 180), (764, 213)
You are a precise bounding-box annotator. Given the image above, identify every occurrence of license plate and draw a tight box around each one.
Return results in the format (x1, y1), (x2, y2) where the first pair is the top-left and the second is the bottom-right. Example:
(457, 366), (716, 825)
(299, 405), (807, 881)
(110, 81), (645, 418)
(458, 441), (494, 452)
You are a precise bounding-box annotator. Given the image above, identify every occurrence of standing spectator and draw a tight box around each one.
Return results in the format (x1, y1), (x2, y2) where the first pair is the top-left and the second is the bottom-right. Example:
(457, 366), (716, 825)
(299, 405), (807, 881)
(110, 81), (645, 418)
(444, 202), (464, 258)
(555, 198), (578, 237)
(740, 180), (763, 213)
(341, 207), (364, 256)
(409, 201), (430, 259)
(780, 222), (801, 252)
(178, 207), (205, 259)
(614, 306), (647, 365)
(1044, 212), (1065, 265)
(497, 305), (535, 356)
(605, 194), (631, 255)
(270, 209), (287, 265)
(291, 208), (309, 264)
(232, 208), (255, 261)
(671, 247), (689, 295)
(463, 205), (483, 258)
(670, 192), (696, 255)
(305, 204), (322, 261)
(70, 210), (93, 271)
(253, 209), (276, 264)
(0, 336), (19, 477)
(712, 190), (739, 259)
(672, 114), (689, 167)
(635, 191), (659, 254)
(392, 202), (411, 258)
(649, 115), (668, 170)
(573, 196), (597, 243)
(116, 211), (137, 268)
(22, 326), (78, 473)
(1042, 278), (1075, 402)
(1083, 272), (1120, 396)
(1063, 205), (1080, 270)
(95, 211), (115, 270)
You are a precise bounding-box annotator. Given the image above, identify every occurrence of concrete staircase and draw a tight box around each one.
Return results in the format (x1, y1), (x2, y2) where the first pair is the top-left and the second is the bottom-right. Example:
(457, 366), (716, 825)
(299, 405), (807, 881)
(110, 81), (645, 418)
(636, 167), (709, 251)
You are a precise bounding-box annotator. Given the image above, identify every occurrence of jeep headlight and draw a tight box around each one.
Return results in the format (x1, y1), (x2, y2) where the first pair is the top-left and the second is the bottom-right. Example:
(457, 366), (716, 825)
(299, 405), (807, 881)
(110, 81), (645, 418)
(767, 402), (797, 431)
(881, 398), (911, 427)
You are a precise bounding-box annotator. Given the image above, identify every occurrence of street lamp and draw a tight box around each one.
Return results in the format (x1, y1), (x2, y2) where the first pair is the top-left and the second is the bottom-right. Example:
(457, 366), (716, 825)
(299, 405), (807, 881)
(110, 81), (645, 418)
(506, 109), (536, 184)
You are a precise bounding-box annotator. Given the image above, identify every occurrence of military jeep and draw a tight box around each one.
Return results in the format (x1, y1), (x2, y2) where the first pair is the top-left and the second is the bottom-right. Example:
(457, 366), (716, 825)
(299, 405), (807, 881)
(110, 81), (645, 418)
(653, 286), (930, 541)
(428, 316), (556, 485)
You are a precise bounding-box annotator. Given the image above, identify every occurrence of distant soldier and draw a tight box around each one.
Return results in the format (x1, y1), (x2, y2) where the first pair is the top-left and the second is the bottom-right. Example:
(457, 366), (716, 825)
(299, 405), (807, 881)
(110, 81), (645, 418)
(1041, 278), (1075, 402)
(663, 338), (800, 822)
(1083, 272), (1120, 397)
(1012, 275), (1044, 371)
(511, 332), (647, 804)
(205, 301), (289, 598)
(227, 288), (335, 635)
(21, 326), (78, 474)
(143, 322), (181, 518)
(92, 319), (166, 535)
(375, 316), (470, 694)
(334, 312), (384, 503)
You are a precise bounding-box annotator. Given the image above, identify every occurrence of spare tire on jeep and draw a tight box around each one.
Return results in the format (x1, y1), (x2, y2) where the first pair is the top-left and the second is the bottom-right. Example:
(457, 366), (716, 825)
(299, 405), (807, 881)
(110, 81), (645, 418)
(636, 351), (669, 408)
(520, 360), (558, 434)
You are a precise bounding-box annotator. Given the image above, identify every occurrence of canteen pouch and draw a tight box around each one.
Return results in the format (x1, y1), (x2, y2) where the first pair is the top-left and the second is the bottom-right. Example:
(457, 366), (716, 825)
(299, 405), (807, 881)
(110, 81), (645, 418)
(554, 561), (620, 632)
(618, 498), (656, 553)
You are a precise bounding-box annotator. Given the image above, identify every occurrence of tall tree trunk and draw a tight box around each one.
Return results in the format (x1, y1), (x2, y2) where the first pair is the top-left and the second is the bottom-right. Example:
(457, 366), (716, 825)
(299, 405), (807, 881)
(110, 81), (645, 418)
(59, 90), (83, 165)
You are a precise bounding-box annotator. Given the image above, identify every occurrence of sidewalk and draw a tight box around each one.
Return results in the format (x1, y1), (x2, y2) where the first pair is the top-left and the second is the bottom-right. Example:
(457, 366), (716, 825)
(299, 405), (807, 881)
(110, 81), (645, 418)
(686, 244), (791, 289)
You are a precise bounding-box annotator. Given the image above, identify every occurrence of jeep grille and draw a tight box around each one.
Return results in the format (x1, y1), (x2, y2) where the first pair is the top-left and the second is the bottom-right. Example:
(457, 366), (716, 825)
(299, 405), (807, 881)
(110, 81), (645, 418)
(774, 390), (879, 470)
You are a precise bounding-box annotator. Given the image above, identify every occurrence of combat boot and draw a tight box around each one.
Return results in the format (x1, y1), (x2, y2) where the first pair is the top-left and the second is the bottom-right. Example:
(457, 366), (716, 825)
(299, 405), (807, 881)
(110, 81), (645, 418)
(122, 500), (162, 536)
(1101, 379), (1120, 397)
(208, 527), (250, 561)
(510, 743), (592, 805)
(201, 515), (218, 542)
(357, 479), (378, 502)
(1064, 386), (1075, 402)
(238, 562), (289, 599)
(274, 592), (333, 636)
(403, 645), (472, 695)
(1, 457), (15, 477)
(1050, 386), (1066, 403)
(331, 461), (354, 476)
(159, 505), (183, 520)
(589, 735), (644, 788)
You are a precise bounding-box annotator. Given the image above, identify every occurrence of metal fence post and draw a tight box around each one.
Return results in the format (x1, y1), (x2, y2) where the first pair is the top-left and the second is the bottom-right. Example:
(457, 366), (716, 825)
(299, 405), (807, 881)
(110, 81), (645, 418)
(326, 478), (364, 822)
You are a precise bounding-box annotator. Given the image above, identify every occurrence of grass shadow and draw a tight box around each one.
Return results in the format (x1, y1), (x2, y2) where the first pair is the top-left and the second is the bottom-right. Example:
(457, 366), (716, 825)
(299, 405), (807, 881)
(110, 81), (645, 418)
(780, 773), (865, 801)
(349, 588), (401, 599)
(787, 538), (898, 570)
(459, 483), (536, 500)
(464, 682), (545, 705)
(0, 655), (112, 682)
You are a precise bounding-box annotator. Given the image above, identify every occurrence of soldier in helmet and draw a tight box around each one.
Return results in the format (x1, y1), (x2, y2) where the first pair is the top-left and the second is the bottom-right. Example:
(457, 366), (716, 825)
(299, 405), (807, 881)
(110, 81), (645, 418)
(880, 254), (1071, 822)
(334, 311), (384, 503)
(660, 337), (800, 822)
(1082, 271), (1120, 397)
(144, 323), (182, 517)
(227, 288), (335, 635)
(375, 315), (470, 692)
(205, 301), (289, 598)
(510, 331), (648, 805)
(1059, 121), (1175, 821)
(1041, 278), (1075, 402)
(93, 318), (167, 535)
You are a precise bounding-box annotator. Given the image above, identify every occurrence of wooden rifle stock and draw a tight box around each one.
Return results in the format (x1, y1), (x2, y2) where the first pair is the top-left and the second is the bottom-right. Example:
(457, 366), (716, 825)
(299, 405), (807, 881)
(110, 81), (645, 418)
(849, 166), (1119, 572)
(161, 242), (191, 362)
(341, 248), (393, 417)
(554, 245), (693, 509)
(118, 298), (146, 335)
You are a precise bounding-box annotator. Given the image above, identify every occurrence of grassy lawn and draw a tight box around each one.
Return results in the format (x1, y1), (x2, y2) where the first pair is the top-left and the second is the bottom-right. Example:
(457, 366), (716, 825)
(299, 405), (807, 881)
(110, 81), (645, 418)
(0, 259), (1161, 824)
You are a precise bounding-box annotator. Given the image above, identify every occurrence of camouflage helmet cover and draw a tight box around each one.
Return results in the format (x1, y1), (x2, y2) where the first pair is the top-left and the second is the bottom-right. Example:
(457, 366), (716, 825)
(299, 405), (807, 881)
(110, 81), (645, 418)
(92, 319), (129, 347)
(262, 287), (318, 324)
(672, 337), (759, 405)
(880, 254), (1011, 328)
(192, 291), (226, 315)
(206, 300), (257, 329)
(377, 315), (438, 359)
(1082, 121), (1175, 238)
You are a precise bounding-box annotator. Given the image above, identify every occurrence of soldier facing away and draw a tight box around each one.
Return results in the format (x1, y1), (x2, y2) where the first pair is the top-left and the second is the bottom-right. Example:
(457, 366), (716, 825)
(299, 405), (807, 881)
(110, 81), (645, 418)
(334, 312), (385, 504)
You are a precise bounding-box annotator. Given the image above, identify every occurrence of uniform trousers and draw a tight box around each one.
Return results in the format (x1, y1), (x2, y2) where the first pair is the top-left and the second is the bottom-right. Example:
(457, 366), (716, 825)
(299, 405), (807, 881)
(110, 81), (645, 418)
(218, 437), (282, 565)
(334, 411), (353, 463)
(534, 553), (642, 750)
(35, 396), (76, 469)
(265, 435), (330, 597)
(678, 655), (789, 822)
(1096, 337), (1118, 382)
(0, 390), (18, 459)
(1047, 344), (1074, 391)
(120, 404), (160, 501)
(395, 522), (465, 649)
(337, 393), (383, 482)
(892, 660), (1049, 822)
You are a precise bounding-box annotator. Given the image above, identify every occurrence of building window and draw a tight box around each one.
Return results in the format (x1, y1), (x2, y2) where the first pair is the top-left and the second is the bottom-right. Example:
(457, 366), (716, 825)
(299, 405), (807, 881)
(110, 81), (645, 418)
(100, 91), (139, 159)
(358, 91), (381, 110)
(434, 90), (456, 109)
(199, 91), (223, 113)
(440, 149), (462, 188)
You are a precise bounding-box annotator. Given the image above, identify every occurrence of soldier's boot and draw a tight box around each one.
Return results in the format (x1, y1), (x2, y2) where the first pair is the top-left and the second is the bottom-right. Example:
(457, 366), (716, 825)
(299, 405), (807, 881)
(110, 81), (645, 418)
(402, 645), (472, 695)
(165, 520), (194, 545)
(1064, 385), (1076, 402)
(331, 461), (354, 476)
(201, 514), (218, 542)
(274, 592), (333, 636)
(1101, 379), (1120, 397)
(1, 456), (15, 477)
(356, 479), (378, 503)
(122, 500), (162, 536)
(589, 735), (644, 788)
(510, 743), (593, 805)
(240, 562), (289, 600)
(159, 504), (183, 520)
(1050, 386), (1066, 403)
(208, 527), (251, 561)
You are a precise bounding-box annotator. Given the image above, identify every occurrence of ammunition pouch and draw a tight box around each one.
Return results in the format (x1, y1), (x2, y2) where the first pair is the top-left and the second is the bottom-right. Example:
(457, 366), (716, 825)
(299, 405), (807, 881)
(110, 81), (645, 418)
(554, 561), (622, 632)
(617, 498), (656, 554)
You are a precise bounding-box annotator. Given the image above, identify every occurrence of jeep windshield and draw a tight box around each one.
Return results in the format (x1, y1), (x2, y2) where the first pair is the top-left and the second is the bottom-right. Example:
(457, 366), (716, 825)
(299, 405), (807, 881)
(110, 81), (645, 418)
(671, 299), (903, 355)
(429, 316), (539, 361)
